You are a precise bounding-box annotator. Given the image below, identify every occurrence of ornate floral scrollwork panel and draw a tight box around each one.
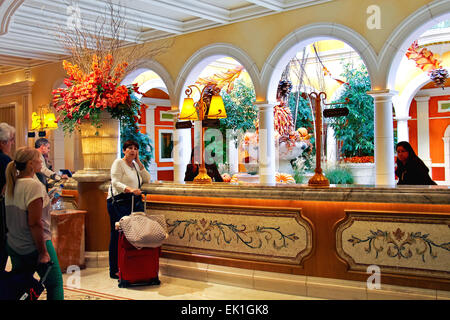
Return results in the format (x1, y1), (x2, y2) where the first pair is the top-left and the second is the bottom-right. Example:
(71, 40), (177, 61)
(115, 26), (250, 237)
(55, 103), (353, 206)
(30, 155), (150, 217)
(336, 210), (450, 279)
(148, 202), (313, 266)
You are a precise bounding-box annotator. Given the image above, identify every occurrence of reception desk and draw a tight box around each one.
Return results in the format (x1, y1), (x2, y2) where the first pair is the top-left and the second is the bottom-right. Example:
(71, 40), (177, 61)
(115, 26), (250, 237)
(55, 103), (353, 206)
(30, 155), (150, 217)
(141, 182), (450, 292)
(63, 181), (450, 295)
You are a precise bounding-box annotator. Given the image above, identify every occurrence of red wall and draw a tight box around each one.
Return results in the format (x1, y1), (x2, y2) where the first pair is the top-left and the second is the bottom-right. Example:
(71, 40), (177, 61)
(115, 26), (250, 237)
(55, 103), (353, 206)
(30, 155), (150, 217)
(406, 94), (450, 181)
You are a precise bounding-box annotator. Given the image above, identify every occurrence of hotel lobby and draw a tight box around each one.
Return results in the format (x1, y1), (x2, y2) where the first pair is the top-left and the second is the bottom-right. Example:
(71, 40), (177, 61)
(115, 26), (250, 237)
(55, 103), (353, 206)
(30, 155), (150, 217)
(1, 0), (450, 301)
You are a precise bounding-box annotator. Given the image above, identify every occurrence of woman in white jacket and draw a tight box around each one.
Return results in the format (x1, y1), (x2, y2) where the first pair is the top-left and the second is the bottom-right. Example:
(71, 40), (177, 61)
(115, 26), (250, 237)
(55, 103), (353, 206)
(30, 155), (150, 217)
(106, 140), (151, 279)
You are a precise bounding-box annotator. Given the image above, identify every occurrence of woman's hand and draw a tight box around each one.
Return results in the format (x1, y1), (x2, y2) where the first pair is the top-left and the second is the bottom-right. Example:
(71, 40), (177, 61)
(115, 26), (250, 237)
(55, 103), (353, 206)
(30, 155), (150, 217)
(135, 152), (144, 170)
(132, 189), (142, 196)
(124, 187), (142, 196)
(124, 187), (141, 196)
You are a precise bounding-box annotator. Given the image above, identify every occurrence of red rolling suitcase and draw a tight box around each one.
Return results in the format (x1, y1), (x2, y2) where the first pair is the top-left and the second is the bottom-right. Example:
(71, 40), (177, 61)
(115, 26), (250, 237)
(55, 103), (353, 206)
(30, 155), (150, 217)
(117, 232), (161, 288)
(116, 194), (165, 288)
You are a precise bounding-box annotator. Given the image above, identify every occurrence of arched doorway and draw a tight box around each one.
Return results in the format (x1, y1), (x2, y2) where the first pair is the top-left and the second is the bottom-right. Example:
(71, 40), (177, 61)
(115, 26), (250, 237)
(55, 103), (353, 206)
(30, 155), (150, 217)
(265, 36), (373, 184)
(390, 19), (450, 184)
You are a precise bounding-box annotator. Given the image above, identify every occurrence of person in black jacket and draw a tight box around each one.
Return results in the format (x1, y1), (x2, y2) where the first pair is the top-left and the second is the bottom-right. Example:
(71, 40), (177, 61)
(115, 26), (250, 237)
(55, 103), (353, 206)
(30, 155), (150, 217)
(395, 141), (437, 185)
(184, 148), (223, 182)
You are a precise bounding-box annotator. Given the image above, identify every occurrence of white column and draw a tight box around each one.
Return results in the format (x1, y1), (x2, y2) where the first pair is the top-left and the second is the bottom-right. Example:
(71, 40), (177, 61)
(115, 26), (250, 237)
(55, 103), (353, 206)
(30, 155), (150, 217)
(193, 120), (202, 160)
(326, 125), (337, 165)
(145, 105), (157, 154)
(172, 115), (192, 183)
(414, 96), (432, 171)
(443, 135), (450, 184)
(367, 90), (398, 186)
(257, 103), (276, 184)
(395, 116), (410, 143)
(227, 130), (239, 174)
(145, 105), (158, 181)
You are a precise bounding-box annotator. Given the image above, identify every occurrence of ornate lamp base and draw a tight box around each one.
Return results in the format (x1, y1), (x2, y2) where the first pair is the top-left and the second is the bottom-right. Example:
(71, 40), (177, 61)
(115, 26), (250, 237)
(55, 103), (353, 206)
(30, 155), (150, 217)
(193, 167), (212, 184)
(308, 169), (330, 187)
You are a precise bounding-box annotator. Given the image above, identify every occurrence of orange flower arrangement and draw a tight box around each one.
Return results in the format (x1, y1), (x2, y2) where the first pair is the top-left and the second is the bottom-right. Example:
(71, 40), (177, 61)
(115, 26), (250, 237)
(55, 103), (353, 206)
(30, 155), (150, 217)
(52, 54), (146, 133)
(343, 156), (374, 163)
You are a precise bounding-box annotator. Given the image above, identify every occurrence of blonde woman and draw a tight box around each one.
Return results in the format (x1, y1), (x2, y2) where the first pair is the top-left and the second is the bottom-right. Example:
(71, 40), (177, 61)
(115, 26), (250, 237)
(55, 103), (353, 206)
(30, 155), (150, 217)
(4, 147), (64, 300)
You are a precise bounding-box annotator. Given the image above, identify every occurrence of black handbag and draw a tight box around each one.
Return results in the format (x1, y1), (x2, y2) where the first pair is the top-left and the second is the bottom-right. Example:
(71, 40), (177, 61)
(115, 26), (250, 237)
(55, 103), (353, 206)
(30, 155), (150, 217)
(110, 162), (142, 205)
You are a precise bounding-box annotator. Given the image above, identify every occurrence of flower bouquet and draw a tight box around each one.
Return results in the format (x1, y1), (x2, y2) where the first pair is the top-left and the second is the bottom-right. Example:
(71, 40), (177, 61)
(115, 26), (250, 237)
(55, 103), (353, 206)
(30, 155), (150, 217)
(52, 54), (146, 134)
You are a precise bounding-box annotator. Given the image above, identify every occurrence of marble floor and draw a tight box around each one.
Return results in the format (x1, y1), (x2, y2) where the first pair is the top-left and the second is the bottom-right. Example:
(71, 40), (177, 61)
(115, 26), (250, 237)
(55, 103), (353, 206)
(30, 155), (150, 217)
(5, 258), (318, 300)
(61, 267), (320, 300)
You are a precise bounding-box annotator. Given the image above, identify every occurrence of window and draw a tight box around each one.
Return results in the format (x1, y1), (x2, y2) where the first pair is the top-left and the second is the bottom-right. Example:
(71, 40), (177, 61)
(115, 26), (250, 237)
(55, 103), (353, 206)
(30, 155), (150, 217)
(160, 111), (174, 122)
(159, 129), (173, 162)
(438, 100), (450, 113)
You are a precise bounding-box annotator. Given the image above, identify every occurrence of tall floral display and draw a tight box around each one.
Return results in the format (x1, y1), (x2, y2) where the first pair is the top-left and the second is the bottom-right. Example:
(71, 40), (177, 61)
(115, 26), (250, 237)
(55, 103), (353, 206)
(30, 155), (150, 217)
(52, 54), (146, 174)
(53, 54), (144, 134)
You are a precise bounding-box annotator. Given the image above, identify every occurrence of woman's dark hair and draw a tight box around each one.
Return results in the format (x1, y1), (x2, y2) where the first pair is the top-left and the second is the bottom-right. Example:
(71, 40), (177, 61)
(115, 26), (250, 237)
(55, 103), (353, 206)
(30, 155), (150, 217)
(396, 141), (418, 163)
(122, 140), (139, 151)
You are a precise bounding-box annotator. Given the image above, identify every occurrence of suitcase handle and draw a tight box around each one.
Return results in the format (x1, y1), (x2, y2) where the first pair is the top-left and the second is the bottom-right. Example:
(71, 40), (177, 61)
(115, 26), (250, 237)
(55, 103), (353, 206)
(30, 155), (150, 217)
(37, 261), (54, 284)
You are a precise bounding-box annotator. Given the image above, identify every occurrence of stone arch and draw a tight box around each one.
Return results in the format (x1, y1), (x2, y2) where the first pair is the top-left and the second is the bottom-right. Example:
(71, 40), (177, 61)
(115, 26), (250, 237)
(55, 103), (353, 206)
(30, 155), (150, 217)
(392, 72), (431, 119)
(174, 43), (262, 108)
(121, 59), (175, 104)
(261, 22), (378, 103)
(0, 0), (24, 35)
(383, 0), (450, 89)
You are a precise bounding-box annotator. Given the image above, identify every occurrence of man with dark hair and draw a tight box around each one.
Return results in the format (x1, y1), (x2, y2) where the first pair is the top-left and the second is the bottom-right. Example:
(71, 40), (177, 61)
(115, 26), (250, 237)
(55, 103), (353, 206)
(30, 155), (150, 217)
(35, 138), (68, 187)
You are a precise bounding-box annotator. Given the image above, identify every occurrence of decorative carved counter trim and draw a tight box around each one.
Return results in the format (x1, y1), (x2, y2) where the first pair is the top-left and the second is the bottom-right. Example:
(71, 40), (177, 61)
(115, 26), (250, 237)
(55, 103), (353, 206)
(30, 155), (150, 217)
(141, 183), (450, 205)
(147, 201), (313, 267)
(336, 210), (450, 280)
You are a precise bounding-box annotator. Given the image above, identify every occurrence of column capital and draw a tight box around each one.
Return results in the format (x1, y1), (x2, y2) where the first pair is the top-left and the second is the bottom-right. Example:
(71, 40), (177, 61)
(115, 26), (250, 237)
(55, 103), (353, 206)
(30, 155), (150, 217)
(395, 116), (411, 121)
(255, 101), (276, 110)
(367, 89), (398, 100)
(414, 95), (431, 103)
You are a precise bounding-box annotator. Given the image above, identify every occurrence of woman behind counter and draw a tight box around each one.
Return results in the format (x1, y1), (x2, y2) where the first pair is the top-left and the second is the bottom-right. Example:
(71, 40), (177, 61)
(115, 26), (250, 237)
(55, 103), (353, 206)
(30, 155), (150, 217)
(4, 147), (64, 300)
(106, 140), (151, 279)
(184, 148), (223, 182)
(395, 141), (436, 185)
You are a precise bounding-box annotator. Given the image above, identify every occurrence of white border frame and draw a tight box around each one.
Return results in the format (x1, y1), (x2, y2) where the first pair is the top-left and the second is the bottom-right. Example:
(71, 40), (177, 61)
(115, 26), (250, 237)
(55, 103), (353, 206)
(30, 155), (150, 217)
(159, 110), (174, 122)
(438, 100), (450, 113)
(158, 129), (174, 163)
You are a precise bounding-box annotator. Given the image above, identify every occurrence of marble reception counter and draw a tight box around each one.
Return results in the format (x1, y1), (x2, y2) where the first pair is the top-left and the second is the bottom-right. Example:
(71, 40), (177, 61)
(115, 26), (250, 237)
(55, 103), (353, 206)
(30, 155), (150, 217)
(64, 181), (450, 292)
(141, 182), (450, 205)
(141, 182), (450, 291)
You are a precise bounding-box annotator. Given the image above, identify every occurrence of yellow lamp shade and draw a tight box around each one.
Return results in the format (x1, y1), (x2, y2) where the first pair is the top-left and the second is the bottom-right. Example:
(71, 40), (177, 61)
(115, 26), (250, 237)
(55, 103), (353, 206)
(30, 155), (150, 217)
(207, 95), (227, 119)
(180, 97), (198, 120)
(43, 112), (58, 129)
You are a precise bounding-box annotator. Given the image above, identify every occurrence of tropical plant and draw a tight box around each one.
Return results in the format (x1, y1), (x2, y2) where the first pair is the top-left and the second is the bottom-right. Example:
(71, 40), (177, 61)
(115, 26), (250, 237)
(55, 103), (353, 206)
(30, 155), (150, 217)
(327, 62), (374, 158)
(324, 166), (354, 184)
(219, 79), (258, 145)
(208, 79), (257, 164)
(120, 124), (154, 170)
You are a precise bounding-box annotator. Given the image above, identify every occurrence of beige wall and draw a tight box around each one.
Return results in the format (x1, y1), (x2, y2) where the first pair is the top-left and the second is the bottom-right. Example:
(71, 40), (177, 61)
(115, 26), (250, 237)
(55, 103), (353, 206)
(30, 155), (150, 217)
(0, 0), (443, 171)
(1, 0), (435, 100)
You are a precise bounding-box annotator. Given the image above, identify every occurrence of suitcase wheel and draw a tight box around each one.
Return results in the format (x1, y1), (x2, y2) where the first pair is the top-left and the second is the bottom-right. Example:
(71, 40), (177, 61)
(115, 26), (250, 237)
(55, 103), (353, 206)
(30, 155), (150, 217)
(148, 277), (161, 286)
(118, 280), (130, 288)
